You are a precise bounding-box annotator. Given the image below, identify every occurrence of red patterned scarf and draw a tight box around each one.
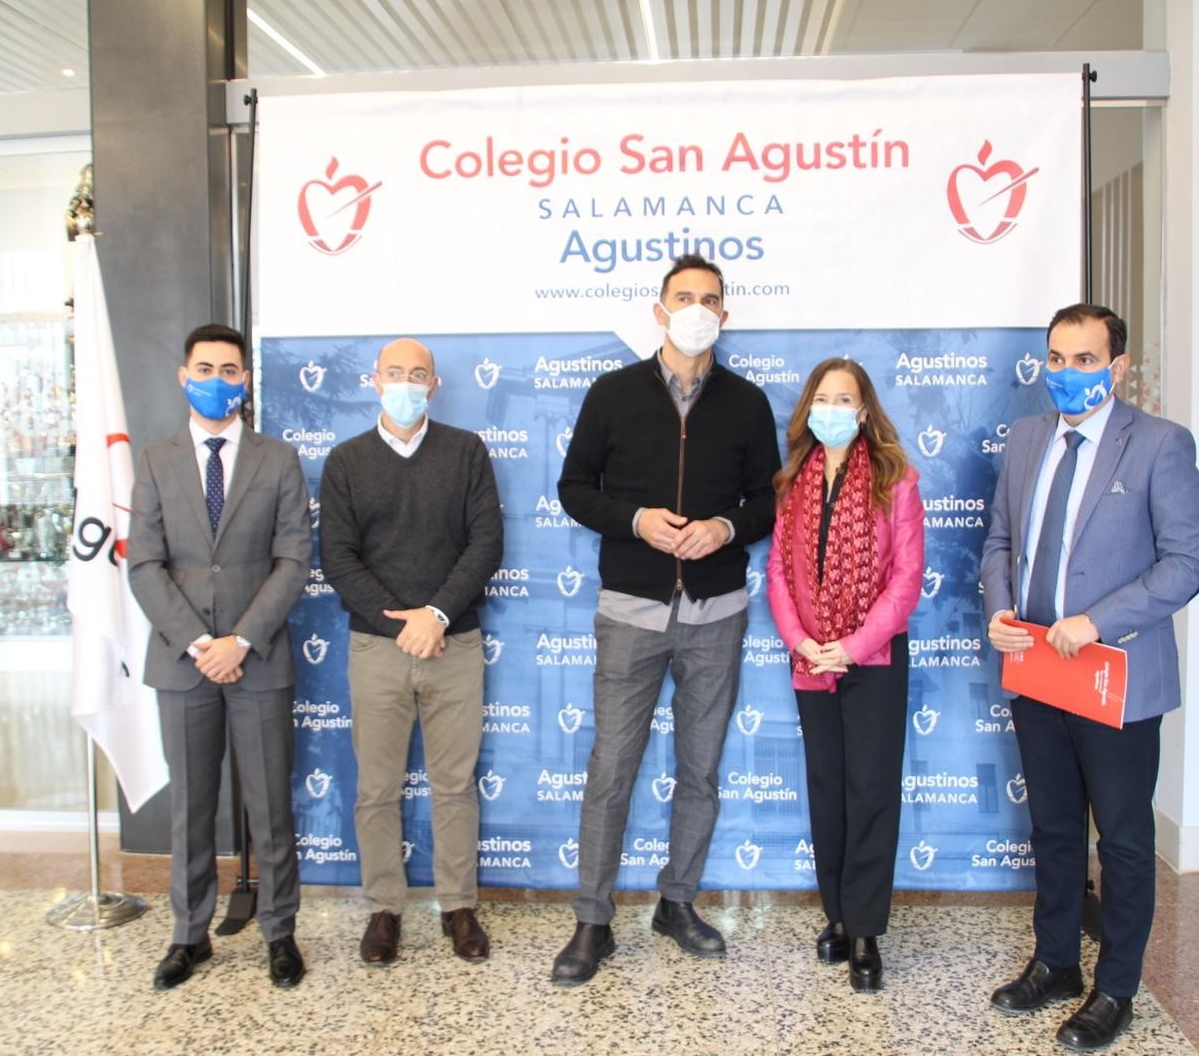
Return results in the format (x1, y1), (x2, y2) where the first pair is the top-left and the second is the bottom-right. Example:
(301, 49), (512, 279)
(780, 439), (879, 676)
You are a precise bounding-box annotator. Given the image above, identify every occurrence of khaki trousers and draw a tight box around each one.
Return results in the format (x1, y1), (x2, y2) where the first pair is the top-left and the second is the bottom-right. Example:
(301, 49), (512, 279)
(348, 629), (484, 912)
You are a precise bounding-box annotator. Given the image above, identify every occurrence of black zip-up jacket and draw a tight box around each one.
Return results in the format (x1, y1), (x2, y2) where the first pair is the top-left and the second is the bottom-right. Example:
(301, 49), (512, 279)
(558, 354), (781, 603)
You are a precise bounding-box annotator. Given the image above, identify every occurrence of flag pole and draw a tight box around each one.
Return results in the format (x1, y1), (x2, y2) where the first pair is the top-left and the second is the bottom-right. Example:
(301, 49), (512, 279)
(45, 734), (147, 930)
(47, 170), (166, 929)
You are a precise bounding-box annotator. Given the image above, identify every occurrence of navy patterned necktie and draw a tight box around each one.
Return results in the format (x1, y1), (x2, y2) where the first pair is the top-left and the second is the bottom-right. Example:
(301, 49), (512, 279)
(204, 437), (226, 536)
(1025, 430), (1085, 625)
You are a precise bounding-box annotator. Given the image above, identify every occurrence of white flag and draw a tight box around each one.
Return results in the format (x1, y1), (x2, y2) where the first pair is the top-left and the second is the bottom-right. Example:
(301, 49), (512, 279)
(67, 234), (168, 812)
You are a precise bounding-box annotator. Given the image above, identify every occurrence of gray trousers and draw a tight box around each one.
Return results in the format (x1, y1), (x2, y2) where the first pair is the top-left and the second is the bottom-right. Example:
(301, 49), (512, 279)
(573, 606), (747, 924)
(348, 629), (484, 913)
(158, 682), (299, 944)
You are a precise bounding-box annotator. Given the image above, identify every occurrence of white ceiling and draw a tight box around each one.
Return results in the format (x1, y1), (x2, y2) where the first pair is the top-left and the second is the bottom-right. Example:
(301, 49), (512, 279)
(0, 0), (1143, 93)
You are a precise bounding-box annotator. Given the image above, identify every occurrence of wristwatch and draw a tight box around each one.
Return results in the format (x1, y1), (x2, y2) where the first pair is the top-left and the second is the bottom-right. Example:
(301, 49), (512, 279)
(234, 634), (252, 650)
(425, 606), (450, 627)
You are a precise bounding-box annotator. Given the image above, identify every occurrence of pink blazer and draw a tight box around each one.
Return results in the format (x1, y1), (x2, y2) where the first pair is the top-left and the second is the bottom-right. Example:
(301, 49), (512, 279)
(767, 465), (924, 691)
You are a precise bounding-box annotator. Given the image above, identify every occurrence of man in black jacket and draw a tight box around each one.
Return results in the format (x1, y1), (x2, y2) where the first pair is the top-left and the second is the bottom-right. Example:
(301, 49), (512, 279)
(320, 338), (503, 968)
(552, 255), (781, 983)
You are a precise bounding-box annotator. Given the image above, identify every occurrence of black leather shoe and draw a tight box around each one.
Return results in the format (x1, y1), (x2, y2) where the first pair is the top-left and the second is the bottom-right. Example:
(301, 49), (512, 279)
(268, 935), (305, 988)
(1056, 990), (1133, 1050)
(153, 937), (212, 990)
(441, 907), (489, 962)
(551, 922), (615, 984)
(817, 921), (849, 964)
(990, 957), (1084, 1014)
(651, 898), (726, 957)
(849, 936), (882, 992)
(359, 911), (401, 965)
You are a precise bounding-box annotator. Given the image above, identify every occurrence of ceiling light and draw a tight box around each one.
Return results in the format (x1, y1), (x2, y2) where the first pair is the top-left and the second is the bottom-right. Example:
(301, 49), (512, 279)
(247, 8), (326, 77)
(61, 68), (75, 77)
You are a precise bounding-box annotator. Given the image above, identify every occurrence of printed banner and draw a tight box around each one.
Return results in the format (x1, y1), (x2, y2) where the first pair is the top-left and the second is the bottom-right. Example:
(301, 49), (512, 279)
(257, 75), (1082, 890)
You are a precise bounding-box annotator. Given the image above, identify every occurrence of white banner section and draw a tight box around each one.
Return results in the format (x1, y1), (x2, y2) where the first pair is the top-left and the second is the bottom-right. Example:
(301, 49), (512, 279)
(259, 74), (1081, 346)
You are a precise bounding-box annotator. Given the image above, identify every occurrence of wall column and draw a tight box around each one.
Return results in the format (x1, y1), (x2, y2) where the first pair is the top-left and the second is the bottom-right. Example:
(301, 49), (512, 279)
(88, 0), (246, 852)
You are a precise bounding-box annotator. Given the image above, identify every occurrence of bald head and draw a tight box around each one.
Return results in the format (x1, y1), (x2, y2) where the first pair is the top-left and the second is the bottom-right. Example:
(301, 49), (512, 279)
(375, 338), (435, 378)
(372, 338), (439, 438)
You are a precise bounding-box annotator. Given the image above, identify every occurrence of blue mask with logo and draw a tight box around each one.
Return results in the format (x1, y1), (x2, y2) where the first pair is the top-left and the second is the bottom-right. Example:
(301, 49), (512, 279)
(1044, 366), (1112, 416)
(381, 382), (429, 429)
(183, 377), (246, 420)
(808, 405), (861, 449)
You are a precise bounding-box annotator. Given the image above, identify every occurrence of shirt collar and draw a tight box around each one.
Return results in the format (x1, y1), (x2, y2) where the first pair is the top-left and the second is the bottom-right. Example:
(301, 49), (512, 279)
(377, 413), (429, 457)
(657, 350), (711, 402)
(189, 415), (243, 449)
(1054, 395), (1115, 446)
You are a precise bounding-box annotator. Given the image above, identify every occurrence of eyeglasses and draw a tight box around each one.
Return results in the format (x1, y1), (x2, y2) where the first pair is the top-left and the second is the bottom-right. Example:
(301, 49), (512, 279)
(378, 368), (432, 384)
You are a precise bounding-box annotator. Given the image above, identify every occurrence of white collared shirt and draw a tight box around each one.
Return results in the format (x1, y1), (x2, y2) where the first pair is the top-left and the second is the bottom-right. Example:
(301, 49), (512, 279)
(1021, 398), (1116, 620)
(377, 413), (429, 458)
(186, 415), (243, 656)
(189, 415), (243, 497)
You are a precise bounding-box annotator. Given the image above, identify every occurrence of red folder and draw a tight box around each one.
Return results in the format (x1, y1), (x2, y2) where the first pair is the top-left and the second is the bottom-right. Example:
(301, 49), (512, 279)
(1000, 619), (1128, 729)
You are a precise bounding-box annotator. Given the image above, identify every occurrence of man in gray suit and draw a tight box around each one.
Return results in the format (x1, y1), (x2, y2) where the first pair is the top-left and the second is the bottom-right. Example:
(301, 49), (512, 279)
(129, 324), (311, 990)
(982, 304), (1199, 1050)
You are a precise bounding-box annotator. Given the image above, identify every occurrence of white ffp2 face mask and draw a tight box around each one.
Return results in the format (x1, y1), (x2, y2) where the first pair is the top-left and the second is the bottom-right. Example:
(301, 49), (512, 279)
(660, 302), (721, 356)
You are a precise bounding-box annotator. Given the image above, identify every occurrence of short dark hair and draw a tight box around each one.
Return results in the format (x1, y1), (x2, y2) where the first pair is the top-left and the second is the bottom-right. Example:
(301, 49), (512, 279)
(1047, 304), (1127, 360)
(660, 253), (725, 301)
(184, 323), (246, 365)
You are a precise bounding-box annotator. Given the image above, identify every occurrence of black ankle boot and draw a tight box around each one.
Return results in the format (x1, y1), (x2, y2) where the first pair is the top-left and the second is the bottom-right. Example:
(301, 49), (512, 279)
(816, 921), (849, 963)
(849, 936), (882, 992)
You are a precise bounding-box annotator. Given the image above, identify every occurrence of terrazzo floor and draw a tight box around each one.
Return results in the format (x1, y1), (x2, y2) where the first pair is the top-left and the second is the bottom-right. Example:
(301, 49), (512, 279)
(2, 889), (1195, 1055)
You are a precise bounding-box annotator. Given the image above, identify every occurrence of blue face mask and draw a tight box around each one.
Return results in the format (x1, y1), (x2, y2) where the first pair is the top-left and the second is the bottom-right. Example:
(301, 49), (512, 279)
(808, 405), (861, 449)
(183, 376), (246, 420)
(1044, 366), (1112, 416)
(380, 382), (430, 429)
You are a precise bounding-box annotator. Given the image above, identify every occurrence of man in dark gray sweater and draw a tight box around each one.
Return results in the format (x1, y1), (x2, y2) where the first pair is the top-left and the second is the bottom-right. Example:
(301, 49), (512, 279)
(320, 338), (503, 966)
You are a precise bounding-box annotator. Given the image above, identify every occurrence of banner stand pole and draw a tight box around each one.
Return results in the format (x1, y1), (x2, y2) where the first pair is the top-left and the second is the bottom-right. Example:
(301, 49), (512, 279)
(46, 735), (148, 931)
(217, 88), (261, 937)
(216, 802), (258, 934)
(238, 89), (258, 342)
(1078, 60), (1103, 945)
(1081, 63), (1098, 301)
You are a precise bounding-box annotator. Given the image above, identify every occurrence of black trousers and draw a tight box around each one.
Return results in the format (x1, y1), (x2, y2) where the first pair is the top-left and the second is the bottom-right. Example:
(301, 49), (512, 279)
(796, 632), (908, 937)
(1012, 694), (1161, 997)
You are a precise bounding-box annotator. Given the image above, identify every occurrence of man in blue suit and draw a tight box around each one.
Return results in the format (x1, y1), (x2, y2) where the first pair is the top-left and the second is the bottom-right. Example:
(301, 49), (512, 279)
(982, 304), (1199, 1050)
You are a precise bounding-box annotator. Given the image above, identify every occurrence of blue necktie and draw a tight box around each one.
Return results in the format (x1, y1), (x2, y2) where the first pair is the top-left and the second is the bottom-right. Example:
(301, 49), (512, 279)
(205, 437), (226, 536)
(1025, 430), (1084, 625)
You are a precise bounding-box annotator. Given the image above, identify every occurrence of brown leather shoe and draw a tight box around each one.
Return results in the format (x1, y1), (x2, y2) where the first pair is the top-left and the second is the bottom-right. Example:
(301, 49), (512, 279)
(441, 907), (489, 962)
(359, 910), (400, 965)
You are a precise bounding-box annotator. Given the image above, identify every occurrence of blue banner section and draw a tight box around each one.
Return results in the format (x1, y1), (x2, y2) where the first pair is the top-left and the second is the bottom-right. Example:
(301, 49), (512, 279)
(263, 328), (1050, 891)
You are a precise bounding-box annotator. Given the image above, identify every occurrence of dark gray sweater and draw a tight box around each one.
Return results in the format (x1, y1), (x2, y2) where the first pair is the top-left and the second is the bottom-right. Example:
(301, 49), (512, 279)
(320, 421), (503, 637)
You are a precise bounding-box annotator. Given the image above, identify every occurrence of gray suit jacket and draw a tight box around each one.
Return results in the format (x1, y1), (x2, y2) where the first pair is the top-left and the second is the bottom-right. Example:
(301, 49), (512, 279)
(981, 397), (1199, 722)
(128, 425), (312, 692)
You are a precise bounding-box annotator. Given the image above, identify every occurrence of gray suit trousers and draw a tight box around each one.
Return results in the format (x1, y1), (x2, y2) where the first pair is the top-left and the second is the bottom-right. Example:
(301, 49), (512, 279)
(158, 682), (299, 943)
(573, 606), (746, 924)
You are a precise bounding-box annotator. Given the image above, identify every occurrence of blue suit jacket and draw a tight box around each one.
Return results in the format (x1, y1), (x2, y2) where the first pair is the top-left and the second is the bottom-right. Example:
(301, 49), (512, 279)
(981, 397), (1199, 722)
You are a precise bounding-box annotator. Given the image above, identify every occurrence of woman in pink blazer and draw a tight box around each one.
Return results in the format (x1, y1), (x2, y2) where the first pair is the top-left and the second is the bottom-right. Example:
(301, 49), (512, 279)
(767, 357), (924, 993)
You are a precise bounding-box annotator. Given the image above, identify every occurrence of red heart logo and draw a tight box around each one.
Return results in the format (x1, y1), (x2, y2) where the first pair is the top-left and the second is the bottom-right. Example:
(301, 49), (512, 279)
(946, 141), (1038, 244)
(297, 157), (380, 255)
